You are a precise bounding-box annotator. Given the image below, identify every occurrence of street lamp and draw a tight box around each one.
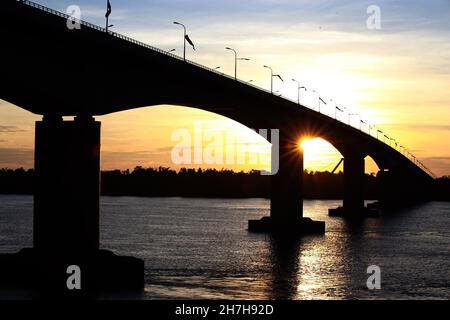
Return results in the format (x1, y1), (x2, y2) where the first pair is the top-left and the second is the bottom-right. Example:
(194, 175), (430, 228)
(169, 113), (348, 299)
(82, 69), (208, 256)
(348, 112), (358, 125)
(263, 65), (283, 94)
(384, 134), (390, 145)
(336, 106), (344, 120)
(338, 106), (347, 122)
(377, 129), (383, 140)
(173, 21), (187, 61)
(360, 119), (367, 131)
(312, 90), (326, 113)
(167, 48), (176, 53)
(330, 99), (336, 117)
(225, 47), (250, 80)
(330, 99), (343, 119)
(291, 79), (306, 105)
(214, 66), (221, 70)
(390, 137), (397, 149)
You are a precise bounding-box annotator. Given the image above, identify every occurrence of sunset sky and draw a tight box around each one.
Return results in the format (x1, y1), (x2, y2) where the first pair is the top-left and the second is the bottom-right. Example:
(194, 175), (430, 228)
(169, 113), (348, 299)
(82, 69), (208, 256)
(1, 0), (449, 176)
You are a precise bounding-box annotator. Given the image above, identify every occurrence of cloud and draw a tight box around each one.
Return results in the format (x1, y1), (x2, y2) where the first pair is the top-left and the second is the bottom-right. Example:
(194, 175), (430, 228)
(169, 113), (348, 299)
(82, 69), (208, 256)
(101, 148), (172, 169)
(0, 147), (33, 168)
(78, 5), (130, 21)
(422, 156), (450, 177)
(0, 126), (25, 133)
(425, 156), (450, 161)
(384, 124), (450, 132)
(154, 146), (175, 152)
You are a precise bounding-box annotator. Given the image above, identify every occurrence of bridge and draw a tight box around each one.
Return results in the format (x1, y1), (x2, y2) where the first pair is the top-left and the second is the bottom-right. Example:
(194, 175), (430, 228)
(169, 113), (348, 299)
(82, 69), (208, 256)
(0, 0), (435, 292)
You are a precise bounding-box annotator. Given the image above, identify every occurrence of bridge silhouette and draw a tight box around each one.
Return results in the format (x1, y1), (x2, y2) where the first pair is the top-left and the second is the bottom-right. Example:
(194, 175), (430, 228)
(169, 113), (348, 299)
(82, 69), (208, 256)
(0, 0), (435, 292)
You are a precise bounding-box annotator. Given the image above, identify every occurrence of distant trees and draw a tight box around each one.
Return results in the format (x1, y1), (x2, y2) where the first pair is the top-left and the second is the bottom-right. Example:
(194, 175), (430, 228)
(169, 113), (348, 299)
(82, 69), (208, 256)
(435, 176), (450, 200)
(101, 166), (270, 198)
(0, 168), (34, 194)
(0, 167), (448, 200)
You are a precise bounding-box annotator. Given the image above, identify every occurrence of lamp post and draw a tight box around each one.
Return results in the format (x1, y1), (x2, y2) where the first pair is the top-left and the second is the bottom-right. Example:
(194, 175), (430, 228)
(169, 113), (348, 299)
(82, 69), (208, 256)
(348, 112), (358, 125)
(225, 47), (250, 80)
(330, 99), (343, 119)
(312, 90), (326, 112)
(384, 135), (390, 145)
(390, 137), (397, 149)
(330, 99), (336, 117)
(173, 21), (187, 61)
(377, 129), (383, 140)
(263, 65), (283, 94)
(318, 97), (327, 113)
(291, 79), (306, 105)
(167, 48), (176, 53)
(312, 90), (319, 111)
(360, 119), (367, 131)
(339, 106), (347, 121)
(335, 105), (344, 120)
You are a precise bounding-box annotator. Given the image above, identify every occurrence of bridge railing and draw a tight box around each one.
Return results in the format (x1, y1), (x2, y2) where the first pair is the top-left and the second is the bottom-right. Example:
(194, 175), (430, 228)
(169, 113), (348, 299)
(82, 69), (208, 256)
(16, 0), (436, 179)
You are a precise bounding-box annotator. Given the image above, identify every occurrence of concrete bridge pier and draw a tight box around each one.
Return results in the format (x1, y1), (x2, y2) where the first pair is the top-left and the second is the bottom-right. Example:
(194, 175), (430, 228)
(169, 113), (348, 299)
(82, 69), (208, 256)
(342, 154), (365, 217)
(249, 131), (324, 234)
(0, 115), (143, 293)
(328, 151), (366, 218)
(34, 114), (101, 253)
(270, 132), (304, 222)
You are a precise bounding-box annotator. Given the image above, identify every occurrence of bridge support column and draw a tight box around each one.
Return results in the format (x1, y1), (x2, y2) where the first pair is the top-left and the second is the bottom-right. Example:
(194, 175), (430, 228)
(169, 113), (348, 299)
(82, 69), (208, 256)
(34, 115), (101, 253)
(0, 115), (144, 293)
(270, 133), (303, 221)
(249, 132), (324, 235)
(343, 154), (365, 217)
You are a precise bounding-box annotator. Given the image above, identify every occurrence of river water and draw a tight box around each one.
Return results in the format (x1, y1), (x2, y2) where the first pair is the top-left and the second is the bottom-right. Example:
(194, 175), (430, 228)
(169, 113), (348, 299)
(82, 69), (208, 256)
(0, 195), (449, 299)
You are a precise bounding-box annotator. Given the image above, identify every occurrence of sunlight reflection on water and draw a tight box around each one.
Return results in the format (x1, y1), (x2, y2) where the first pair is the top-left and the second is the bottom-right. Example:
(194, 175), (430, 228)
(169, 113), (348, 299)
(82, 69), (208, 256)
(0, 195), (449, 299)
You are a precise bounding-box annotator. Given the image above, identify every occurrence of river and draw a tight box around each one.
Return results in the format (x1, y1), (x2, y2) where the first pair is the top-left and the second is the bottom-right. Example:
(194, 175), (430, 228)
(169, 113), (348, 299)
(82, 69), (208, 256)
(0, 195), (449, 299)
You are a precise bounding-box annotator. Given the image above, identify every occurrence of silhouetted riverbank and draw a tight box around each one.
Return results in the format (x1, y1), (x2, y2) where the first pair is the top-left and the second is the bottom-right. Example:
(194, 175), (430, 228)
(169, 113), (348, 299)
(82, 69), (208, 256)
(0, 167), (449, 200)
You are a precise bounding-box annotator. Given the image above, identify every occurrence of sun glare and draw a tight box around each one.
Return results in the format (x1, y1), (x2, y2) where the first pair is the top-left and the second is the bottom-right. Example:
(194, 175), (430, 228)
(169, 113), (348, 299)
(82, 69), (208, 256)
(300, 138), (324, 153)
(300, 138), (342, 172)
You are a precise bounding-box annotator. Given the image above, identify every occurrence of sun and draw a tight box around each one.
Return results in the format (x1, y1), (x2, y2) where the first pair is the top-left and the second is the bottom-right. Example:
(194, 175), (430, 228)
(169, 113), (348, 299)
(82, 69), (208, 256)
(299, 137), (343, 172)
(300, 138), (324, 153)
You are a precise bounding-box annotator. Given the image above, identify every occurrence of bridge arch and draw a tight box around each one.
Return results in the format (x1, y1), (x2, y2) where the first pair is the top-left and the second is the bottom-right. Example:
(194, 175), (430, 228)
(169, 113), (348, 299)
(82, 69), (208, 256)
(97, 104), (273, 172)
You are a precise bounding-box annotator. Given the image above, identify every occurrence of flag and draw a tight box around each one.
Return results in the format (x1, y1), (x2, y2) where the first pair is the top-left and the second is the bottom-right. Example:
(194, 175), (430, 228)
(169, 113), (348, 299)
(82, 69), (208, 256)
(105, 0), (112, 18)
(275, 74), (284, 81)
(185, 34), (195, 50)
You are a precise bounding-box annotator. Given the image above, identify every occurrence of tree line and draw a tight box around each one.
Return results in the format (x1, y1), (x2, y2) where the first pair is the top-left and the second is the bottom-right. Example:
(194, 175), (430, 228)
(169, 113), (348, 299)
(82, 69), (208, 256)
(0, 167), (449, 200)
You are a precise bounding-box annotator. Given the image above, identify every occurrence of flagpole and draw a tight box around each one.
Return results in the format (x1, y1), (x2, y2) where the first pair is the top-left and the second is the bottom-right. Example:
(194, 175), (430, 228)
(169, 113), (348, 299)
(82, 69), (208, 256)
(106, 0), (108, 32)
(105, 0), (113, 32)
(263, 66), (273, 94)
(183, 26), (186, 62)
